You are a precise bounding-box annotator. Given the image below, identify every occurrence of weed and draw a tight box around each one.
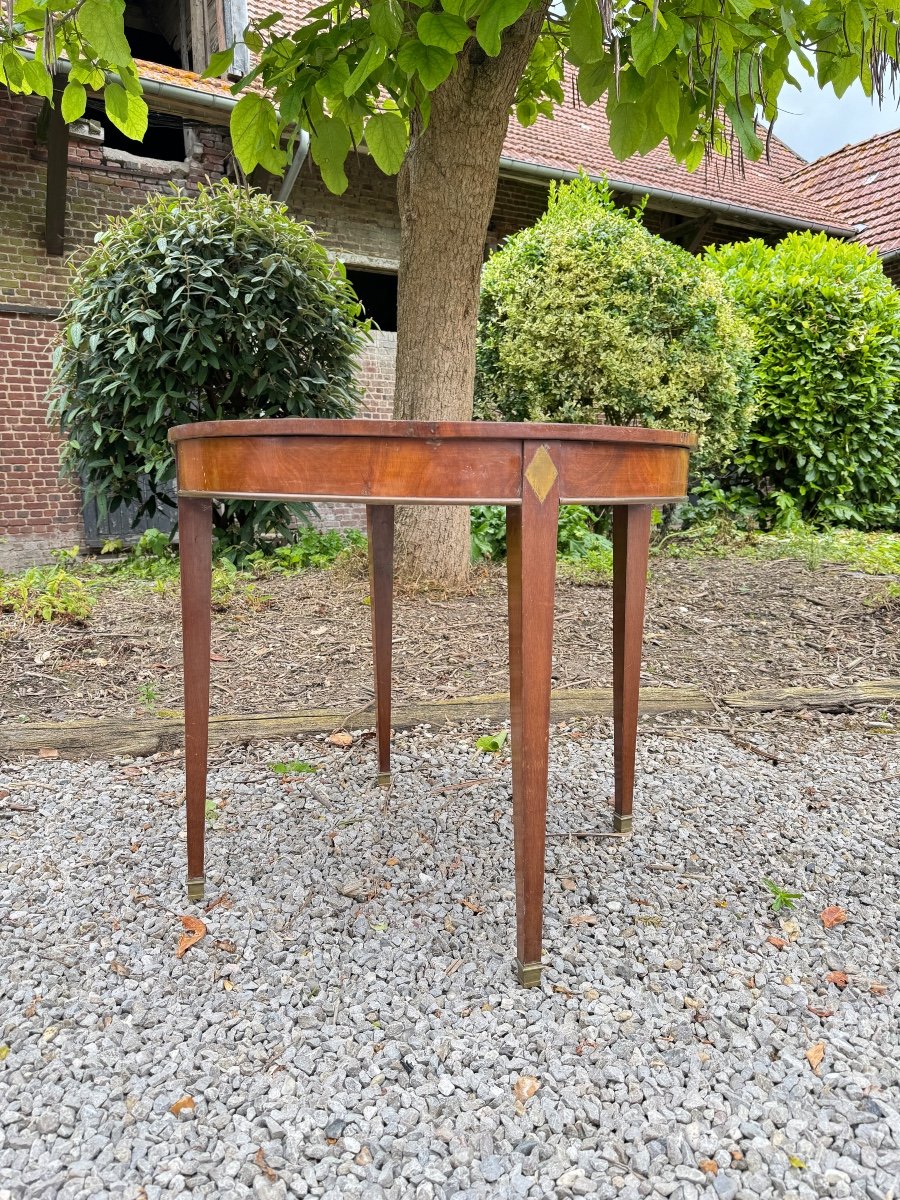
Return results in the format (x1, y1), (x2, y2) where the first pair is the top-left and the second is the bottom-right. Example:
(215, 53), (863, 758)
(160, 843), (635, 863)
(763, 878), (803, 912)
(269, 760), (318, 775)
(138, 682), (160, 707)
(0, 564), (94, 623)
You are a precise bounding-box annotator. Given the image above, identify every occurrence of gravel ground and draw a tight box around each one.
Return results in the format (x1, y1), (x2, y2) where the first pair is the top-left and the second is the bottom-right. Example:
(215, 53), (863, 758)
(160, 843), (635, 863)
(1, 711), (899, 1200)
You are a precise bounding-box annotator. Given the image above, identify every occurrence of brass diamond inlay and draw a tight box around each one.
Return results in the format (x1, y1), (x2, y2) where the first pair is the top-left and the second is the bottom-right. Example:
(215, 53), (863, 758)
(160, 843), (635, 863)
(524, 446), (558, 504)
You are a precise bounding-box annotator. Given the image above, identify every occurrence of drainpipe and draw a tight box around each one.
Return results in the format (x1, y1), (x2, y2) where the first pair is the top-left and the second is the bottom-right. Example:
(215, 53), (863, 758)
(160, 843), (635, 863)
(498, 155), (855, 239)
(277, 130), (311, 203)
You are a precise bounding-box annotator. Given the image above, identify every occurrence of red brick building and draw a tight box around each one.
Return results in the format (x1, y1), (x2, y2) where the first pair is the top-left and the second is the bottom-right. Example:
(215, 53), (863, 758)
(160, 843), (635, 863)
(0, 1), (893, 569)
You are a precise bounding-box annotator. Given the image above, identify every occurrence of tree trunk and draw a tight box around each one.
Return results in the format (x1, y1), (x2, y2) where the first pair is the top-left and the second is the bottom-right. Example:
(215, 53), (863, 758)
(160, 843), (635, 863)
(393, 10), (546, 584)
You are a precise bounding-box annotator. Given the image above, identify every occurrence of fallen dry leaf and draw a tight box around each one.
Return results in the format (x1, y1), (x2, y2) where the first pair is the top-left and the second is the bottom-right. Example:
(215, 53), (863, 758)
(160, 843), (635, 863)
(870, 982), (888, 996)
(210, 652), (228, 662)
(37, 748), (59, 759)
(553, 984), (576, 997)
(255, 1148), (277, 1182)
(214, 939), (237, 954)
(327, 730), (353, 748)
(807, 1006), (833, 1018)
(825, 970), (849, 989)
(583, 988), (600, 1000)
(129, 842), (140, 853)
(109, 960), (130, 977)
(766, 936), (787, 949)
(176, 915), (207, 959)
(513, 1075), (540, 1112)
(24, 997), (40, 1018)
(204, 893), (233, 914)
(569, 912), (598, 927)
(781, 918), (801, 941)
(805, 1042), (825, 1074)
(698, 1160), (718, 1175)
(119, 766), (142, 778)
(561, 878), (577, 892)
(386, 856), (400, 867)
(461, 897), (485, 914)
(820, 906), (847, 929)
(169, 1096), (195, 1116)
(222, 979), (234, 991)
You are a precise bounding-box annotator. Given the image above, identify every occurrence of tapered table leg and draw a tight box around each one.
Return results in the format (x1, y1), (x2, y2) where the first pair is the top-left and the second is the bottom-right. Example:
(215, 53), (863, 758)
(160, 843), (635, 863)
(612, 505), (652, 834)
(367, 504), (394, 787)
(179, 497), (212, 901)
(507, 445), (559, 988)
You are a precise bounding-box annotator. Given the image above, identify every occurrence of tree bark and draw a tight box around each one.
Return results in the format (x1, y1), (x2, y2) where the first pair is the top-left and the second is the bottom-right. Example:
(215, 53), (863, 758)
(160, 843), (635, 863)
(393, 10), (546, 584)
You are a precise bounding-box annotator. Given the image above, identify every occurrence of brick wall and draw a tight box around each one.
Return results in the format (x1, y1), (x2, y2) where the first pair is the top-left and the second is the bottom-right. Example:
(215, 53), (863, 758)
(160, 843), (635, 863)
(0, 314), (82, 570)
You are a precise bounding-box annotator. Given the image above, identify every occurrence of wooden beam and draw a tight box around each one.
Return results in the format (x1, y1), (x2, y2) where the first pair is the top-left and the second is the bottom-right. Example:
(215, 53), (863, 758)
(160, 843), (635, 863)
(722, 680), (900, 712)
(45, 74), (69, 257)
(189, 0), (209, 73)
(0, 687), (711, 759)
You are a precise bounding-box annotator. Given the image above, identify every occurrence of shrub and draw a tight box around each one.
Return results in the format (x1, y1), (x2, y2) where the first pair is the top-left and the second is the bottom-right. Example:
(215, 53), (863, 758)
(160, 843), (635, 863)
(475, 176), (754, 466)
(706, 233), (900, 529)
(50, 179), (368, 557)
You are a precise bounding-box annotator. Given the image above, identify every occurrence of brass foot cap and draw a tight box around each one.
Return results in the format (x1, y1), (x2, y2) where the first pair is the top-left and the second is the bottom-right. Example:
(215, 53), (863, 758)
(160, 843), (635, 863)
(377, 771), (392, 789)
(187, 877), (205, 901)
(612, 813), (633, 834)
(516, 959), (543, 988)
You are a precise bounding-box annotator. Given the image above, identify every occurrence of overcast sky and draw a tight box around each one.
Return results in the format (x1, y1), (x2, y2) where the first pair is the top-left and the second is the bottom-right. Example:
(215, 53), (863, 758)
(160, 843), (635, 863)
(773, 70), (900, 162)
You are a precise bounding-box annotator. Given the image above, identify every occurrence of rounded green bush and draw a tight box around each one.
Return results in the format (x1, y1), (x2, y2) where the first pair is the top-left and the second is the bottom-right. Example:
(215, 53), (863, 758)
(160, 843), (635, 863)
(50, 179), (368, 556)
(706, 232), (900, 529)
(475, 176), (754, 466)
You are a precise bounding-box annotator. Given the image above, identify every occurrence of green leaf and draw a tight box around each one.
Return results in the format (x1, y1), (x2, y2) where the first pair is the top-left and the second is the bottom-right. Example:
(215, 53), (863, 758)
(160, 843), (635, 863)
(365, 111), (408, 174)
(344, 37), (388, 94)
(630, 13), (684, 76)
(60, 80), (88, 123)
(474, 0), (529, 57)
(516, 97), (538, 125)
(370, 0), (405, 47)
(22, 57), (53, 100)
(202, 47), (236, 78)
(653, 72), (682, 137)
(229, 92), (278, 174)
(243, 29), (264, 54)
(76, 0), (132, 66)
(310, 116), (352, 194)
(397, 40), (456, 88)
(417, 10), (472, 53)
(577, 57), (613, 104)
(104, 82), (148, 142)
(442, 0), (482, 16)
(607, 102), (646, 159)
(569, 0), (605, 66)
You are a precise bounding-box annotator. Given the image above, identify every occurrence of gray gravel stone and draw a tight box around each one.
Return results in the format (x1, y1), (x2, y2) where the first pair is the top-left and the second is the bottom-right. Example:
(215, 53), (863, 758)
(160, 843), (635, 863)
(0, 712), (897, 1199)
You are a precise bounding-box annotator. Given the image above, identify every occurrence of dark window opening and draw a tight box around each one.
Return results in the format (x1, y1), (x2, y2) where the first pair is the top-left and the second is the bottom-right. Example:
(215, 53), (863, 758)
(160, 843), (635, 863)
(86, 3), (187, 161)
(88, 99), (187, 161)
(346, 268), (398, 333)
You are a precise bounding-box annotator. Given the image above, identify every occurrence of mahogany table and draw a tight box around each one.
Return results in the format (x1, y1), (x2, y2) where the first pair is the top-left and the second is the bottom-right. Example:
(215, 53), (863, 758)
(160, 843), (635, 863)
(169, 418), (695, 986)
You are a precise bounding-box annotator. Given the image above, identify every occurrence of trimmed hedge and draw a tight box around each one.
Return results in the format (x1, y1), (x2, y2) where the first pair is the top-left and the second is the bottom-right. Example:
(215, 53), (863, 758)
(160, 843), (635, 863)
(706, 233), (900, 529)
(475, 175), (754, 467)
(50, 180), (368, 557)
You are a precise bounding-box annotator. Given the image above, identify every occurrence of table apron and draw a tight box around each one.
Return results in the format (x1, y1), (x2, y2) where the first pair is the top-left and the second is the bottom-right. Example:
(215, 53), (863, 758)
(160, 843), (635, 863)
(175, 436), (691, 505)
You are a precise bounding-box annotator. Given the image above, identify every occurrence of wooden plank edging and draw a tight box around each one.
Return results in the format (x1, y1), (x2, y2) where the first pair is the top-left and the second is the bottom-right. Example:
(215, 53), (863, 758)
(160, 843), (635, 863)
(2, 680), (897, 758)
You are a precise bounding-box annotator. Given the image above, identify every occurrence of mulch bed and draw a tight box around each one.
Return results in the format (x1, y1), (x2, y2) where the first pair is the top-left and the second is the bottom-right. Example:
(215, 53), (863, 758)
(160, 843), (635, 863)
(1, 556), (897, 724)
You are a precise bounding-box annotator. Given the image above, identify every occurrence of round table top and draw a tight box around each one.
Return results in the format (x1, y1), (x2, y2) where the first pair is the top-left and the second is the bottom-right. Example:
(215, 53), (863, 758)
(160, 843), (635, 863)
(169, 418), (697, 449)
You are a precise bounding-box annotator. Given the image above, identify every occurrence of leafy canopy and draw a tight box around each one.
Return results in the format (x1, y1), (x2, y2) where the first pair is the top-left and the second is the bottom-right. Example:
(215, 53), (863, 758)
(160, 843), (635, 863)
(49, 180), (368, 558)
(475, 176), (754, 467)
(706, 233), (900, 530)
(3, 0), (899, 191)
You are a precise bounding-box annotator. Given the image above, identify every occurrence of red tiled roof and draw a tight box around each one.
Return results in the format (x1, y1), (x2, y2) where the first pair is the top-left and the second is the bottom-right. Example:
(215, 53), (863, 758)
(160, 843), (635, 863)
(501, 92), (853, 234)
(790, 128), (900, 257)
